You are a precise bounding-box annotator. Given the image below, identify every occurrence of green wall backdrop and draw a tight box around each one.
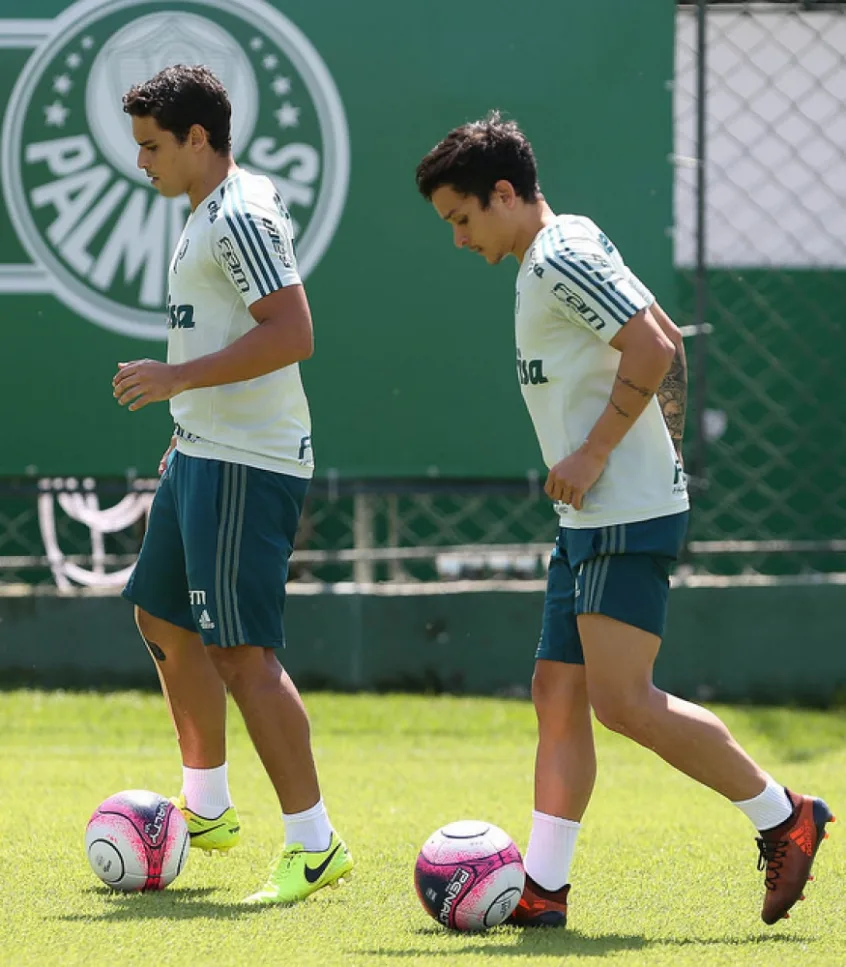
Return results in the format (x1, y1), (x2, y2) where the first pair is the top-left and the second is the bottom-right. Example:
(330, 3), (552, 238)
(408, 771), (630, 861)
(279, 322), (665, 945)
(0, 0), (675, 478)
(3, 584), (845, 705)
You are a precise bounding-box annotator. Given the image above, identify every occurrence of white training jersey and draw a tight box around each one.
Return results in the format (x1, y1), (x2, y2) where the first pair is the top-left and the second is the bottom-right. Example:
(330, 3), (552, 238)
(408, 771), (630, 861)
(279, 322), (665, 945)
(167, 168), (313, 478)
(515, 215), (689, 528)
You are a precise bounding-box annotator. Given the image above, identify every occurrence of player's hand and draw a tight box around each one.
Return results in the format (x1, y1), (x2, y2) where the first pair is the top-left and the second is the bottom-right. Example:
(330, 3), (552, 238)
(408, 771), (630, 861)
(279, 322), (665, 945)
(158, 436), (177, 476)
(544, 445), (608, 510)
(112, 360), (186, 411)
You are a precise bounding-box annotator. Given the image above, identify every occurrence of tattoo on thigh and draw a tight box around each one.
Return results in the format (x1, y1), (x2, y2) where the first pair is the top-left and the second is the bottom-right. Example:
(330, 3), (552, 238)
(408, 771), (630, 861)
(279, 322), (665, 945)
(144, 638), (166, 662)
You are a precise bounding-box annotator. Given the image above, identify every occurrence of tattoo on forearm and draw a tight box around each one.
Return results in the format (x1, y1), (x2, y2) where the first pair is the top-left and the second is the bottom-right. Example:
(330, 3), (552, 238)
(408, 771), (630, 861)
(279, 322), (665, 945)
(658, 344), (688, 454)
(616, 374), (652, 398)
(610, 397), (631, 419)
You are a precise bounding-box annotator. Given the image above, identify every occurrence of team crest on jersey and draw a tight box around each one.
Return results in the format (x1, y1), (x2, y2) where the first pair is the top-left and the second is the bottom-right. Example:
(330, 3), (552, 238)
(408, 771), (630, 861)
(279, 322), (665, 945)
(172, 238), (190, 274)
(0, 0), (350, 340)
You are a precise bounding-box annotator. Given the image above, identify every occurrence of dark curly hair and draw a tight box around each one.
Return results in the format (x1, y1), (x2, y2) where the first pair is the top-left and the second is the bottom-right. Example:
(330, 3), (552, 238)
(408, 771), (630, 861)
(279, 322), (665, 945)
(123, 64), (231, 154)
(415, 111), (540, 208)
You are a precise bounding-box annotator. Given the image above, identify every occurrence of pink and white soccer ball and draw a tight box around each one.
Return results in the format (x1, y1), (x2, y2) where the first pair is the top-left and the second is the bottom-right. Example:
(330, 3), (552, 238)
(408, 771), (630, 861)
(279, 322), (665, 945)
(414, 820), (525, 930)
(85, 790), (189, 892)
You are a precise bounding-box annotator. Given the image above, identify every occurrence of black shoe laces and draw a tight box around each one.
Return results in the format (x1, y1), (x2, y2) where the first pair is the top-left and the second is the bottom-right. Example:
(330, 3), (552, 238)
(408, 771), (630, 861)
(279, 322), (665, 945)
(756, 836), (787, 891)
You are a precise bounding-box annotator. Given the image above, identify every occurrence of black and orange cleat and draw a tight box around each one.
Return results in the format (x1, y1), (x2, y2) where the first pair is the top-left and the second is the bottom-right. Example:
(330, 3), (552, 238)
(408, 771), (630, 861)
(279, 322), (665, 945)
(507, 874), (570, 927)
(757, 789), (835, 925)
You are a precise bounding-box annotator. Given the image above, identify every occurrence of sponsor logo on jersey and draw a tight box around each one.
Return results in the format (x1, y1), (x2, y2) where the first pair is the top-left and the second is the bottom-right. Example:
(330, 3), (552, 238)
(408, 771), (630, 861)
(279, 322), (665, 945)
(516, 348), (549, 386)
(551, 282), (606, 331)
(217, 237), (250, 292)
(167, 299), (195, 330)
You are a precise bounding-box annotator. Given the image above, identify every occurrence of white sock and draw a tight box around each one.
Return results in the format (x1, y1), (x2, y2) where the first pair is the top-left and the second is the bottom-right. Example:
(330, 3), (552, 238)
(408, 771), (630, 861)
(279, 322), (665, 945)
(733, 776), (793, 831)
(182, 764), (233, 818)
(283, 798), (332, 852)
(524, 810), (581, 892)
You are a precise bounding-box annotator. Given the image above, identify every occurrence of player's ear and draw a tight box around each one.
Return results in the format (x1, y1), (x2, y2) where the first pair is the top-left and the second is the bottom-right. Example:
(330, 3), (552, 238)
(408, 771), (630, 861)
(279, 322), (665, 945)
(493, 179), (517, 208)
(189, 123), (208, 151)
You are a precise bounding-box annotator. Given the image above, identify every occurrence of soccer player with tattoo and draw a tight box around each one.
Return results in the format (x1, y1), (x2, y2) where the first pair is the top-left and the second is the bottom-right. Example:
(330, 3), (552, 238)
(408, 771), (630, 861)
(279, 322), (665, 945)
(416, 112), (833, 928)
(114, 65), (352, 905)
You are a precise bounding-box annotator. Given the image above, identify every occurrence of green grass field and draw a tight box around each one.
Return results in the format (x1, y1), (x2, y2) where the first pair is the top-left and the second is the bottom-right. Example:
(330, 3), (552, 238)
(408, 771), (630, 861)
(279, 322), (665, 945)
(2, 691), (843, 967)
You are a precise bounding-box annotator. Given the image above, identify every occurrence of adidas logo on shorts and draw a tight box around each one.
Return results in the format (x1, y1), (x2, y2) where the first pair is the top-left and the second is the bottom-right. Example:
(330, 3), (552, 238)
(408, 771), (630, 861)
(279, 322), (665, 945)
(198, 609), (216, 631)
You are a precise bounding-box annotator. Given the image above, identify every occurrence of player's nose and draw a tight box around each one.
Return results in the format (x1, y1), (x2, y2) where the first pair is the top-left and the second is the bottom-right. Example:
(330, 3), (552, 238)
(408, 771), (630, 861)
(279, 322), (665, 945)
(453, 228), (468, 249)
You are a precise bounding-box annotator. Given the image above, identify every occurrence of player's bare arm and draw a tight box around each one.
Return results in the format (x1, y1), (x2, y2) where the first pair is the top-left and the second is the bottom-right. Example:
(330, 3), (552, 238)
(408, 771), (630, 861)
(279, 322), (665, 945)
(112, 285), (313, 411)
(544, 307), (676, 507)
(174, 283), (313, 389)
(650, 301), (687, 460)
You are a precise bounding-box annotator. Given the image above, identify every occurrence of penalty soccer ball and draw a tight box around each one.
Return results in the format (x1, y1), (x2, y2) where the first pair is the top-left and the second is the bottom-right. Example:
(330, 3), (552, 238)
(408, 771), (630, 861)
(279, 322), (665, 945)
(414, 820), (525, 931)
(85, 790), (189, 892)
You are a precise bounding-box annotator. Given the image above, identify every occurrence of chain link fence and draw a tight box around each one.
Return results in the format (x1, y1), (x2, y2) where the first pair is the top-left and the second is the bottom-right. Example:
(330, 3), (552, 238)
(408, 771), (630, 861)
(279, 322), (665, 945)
(0, 477), (557, 591)
(676, 0), (846, 578)
(2, 1), (844, 592)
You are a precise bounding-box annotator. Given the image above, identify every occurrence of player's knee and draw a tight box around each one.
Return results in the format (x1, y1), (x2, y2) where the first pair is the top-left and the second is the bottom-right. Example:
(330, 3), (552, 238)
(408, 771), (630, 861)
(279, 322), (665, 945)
(590, 690), (650, 741)
(206, 646), (243, 689)
(532, 663), (589, 735)
(207, 644), (265, 692)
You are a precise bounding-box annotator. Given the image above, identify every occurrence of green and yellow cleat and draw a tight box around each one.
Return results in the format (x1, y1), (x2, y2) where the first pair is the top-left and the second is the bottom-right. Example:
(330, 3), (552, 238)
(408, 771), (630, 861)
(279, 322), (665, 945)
(243, 832), (353, 905)
(170, 793), (241, 855)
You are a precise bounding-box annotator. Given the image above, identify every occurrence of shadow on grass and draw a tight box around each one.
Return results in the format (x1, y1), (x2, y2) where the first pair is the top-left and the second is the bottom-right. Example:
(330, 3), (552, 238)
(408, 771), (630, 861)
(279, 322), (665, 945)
(661, 934), (817, 947)
(53, 886), (264, 921)
(354, 926), (817, 959)
(358, 929), (645, 959)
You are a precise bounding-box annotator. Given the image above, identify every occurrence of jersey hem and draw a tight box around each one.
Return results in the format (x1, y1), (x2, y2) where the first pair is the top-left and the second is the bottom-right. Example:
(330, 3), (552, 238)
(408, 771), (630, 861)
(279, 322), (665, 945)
(557, 498), (689, 529)
(175, 438), (313, 478)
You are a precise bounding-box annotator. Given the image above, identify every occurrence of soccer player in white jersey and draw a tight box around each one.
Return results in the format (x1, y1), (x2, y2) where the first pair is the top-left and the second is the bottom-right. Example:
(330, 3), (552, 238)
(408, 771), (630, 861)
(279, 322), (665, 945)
(416, 112), (832, 928)
(113, 65), (352, 905)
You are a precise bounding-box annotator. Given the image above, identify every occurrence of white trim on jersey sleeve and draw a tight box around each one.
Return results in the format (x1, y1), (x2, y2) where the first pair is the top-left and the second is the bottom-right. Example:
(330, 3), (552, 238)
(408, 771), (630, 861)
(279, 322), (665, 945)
(538, 227), (650, 344)
(213, 175), (301, 307)
(627, 273), (655, 307)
